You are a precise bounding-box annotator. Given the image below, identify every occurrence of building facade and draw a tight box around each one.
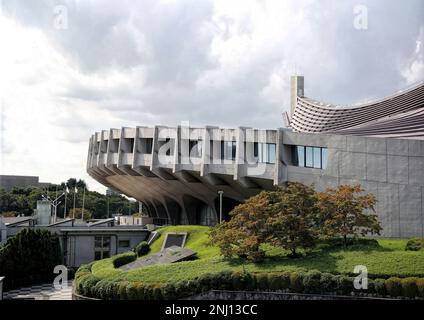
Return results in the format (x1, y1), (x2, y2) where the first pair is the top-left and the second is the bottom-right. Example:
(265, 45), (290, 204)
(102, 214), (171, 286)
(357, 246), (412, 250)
(87, 78), (424, 238)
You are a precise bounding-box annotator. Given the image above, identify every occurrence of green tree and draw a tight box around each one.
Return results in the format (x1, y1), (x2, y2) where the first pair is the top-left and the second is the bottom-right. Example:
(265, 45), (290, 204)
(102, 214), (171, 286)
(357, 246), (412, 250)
(317, 184), (382, 246)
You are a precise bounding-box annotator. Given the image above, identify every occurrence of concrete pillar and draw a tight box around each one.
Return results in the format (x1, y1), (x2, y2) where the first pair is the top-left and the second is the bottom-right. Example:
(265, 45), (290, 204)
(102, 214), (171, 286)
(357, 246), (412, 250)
(290, 75), (304, 116)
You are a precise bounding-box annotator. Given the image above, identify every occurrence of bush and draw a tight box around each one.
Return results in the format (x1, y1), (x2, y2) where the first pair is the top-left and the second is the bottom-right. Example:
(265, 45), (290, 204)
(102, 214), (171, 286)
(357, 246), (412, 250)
(267, 273), (290, 291)
(334, 275), (353, 295)
(319, 272), (338, 294)
(373, 278), (386, 296)
(0, 228), (62, 290)
(401, 278), (419, 298)
(255, 273), (269, 290)
(231, 272), (255, 291)
(416, 278), (424, 298)
(113, 252), (137, 268)
(135, 241), (150, 257)
(289, 272), (305, 293)
(385, 277), (402, 297)
(405, 238), (424, 251)
(303, 270), (322, 294)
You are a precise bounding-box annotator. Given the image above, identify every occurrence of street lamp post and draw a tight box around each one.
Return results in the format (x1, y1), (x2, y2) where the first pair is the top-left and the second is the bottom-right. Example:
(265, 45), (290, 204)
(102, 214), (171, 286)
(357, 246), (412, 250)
(42, 193), (65, 224)
(218, 190), (224, 223)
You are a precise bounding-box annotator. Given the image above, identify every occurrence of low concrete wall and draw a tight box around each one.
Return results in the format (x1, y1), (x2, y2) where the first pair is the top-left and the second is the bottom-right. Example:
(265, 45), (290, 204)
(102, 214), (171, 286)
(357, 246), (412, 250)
(185, 290), (399, 300)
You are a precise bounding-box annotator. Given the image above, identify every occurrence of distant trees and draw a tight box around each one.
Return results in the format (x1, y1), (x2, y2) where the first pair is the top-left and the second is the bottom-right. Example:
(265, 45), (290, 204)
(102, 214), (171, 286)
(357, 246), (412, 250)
(68, 208), (92, 221)
(210, 182), (382, 261)
(0, 178), (138, 218)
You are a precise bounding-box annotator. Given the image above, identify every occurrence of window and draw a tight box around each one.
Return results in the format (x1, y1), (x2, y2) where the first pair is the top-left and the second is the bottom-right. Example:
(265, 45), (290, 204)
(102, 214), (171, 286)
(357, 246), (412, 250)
(94, 236), (111, 260)
(189, 140), (202, 158)
(313, 147), (321, 168)
(221, 141), (236, 161)
(292, 145), (328, 169)
(118, 240), (130, 248)
(247, 142), (276, 164)
(305, 147), (313, 167)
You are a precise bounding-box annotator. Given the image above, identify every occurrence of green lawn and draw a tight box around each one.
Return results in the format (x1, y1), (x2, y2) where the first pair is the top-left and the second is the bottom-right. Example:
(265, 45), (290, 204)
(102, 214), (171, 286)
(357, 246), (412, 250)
(89, 226), (424, 284)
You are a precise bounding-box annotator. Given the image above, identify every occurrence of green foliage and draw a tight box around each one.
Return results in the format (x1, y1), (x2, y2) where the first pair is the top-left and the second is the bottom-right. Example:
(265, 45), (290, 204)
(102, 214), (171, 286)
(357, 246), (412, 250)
(302, 270), (322, 293)
(373, 278), (386, 296)
(254, 273), (269, 290)
(289, 272), (305, 293)
(113, 252), (137, 268)
(385, 277), (402, 297)
(0, 228), (62, 290)
(405, 238), (424, 251)
(0, 179), (138, 218)
(135, 241), (150, 257)
(401, 277), (419, 298)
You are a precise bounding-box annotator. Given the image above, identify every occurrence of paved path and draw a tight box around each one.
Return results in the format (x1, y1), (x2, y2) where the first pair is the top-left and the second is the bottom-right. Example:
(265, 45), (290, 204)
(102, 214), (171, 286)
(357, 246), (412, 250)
(3, 280), (73, 300)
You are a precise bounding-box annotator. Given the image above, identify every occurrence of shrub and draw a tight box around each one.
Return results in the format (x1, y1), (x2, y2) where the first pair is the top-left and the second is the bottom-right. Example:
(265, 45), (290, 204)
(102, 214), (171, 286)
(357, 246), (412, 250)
(113, 252), (137, 268)
(334, 275), (353, 295)
(161, 282), (177, 300)
(0, 228), (62, 290)
(373, 278), (386, 296)
(303, 270), (322, 294)
(319, 272), (338, 294)
(255, 273), (269, 290)
(135, 241), (150, 257)
(267, 273), (290, 291)
(289, 272), (305, 293)
(385, 277), (402, 297)
(405, 238), (424, 251)
(416, 278), (424, 298)
(231, 272), (255, 291)
(401, 278), (419, 298)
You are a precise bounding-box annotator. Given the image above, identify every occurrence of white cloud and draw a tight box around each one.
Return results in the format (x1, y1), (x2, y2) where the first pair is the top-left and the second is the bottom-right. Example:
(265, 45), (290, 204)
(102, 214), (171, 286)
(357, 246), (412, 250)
(0, 0), (423, 193)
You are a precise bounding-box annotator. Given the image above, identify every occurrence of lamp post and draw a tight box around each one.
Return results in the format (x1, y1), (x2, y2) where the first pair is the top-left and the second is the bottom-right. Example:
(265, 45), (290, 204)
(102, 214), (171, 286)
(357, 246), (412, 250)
(218, 190), (224, 223)
(42, 193), (65, 224)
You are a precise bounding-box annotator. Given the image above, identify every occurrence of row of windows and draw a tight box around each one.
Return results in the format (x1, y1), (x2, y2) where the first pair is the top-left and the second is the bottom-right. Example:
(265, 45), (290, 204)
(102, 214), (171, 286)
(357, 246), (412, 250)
(292, 145), (328, 169)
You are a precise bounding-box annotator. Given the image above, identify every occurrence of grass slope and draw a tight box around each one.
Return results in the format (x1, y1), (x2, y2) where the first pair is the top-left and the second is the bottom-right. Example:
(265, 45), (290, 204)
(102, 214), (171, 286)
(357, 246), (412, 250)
(90, 226), (424, 284)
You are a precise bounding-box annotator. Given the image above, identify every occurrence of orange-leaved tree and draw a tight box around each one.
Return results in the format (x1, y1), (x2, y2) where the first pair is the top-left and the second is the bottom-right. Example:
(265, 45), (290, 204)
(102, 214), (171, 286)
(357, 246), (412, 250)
(317, 184), (381, 246)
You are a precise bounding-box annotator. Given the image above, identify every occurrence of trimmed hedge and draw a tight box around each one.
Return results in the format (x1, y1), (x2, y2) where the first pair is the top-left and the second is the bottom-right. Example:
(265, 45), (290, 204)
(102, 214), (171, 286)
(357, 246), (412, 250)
(113, 252), (137, 268)
(75, 266), (424, 300)
(405, 238), (424, 251)
(135, 241), (150, 257)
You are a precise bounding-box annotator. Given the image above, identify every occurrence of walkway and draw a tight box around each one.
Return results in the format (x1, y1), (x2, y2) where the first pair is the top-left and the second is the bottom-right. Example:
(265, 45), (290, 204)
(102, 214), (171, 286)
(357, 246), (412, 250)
(3, 280), (73, 300)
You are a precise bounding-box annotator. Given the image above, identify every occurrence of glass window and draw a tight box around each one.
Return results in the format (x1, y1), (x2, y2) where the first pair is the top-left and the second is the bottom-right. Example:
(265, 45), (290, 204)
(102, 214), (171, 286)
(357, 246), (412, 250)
(313, 147), (321, 168)
(145, 138), (153, 153)
(189, 140), (202, 158)
(297, 146), (305, 167)
(119, 240), (130, 248)
(321, 148), (328, 169)
(267, 144), (276, 164)
(253, 142), (259, 158)
(305, 147), (313, 167)
(221, 141), (236, 161)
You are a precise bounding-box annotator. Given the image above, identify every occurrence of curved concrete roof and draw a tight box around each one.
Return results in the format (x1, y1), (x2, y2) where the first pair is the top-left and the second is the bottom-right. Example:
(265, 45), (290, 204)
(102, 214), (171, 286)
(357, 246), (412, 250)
(290, 81), (424, 139)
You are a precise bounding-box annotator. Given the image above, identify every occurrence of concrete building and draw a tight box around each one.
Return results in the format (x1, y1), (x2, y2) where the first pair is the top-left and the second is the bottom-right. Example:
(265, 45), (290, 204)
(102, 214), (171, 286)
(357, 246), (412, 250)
(86, 77), (424, 238)
(0, 175), (50, 191)
(1, 207), (149, 267)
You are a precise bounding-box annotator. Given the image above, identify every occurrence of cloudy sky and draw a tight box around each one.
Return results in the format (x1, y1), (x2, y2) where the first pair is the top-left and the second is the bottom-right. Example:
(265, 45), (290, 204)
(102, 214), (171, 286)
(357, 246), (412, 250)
(0, 0), (423, 193)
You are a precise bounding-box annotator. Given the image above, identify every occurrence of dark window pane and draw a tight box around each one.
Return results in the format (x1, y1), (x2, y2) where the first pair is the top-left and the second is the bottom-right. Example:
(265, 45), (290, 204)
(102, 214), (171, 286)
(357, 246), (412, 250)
(119, 240), (130, 248)
(145, 138), (153, 153)
(232, 141), (236, 160)
(102, 237), (111, 248)
(321, 148), (328, 169)
(313, 147), (321, 168)
(253, 142), (258, 158)
(305, 147), (313, 167)
(102, 251), (110, 259)
(297, 146), (305, 167)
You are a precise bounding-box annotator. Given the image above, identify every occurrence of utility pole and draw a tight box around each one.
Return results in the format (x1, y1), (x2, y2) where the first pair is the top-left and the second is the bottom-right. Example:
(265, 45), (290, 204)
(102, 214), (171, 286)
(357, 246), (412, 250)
(218, 190), (224, 223)
(72, 187), (76, 219)
(82, 186), (86, 220)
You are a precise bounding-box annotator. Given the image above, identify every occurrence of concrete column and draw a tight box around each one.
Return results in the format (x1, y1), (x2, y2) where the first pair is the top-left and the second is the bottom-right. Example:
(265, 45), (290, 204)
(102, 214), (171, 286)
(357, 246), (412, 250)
(290, 75), (304, 116)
